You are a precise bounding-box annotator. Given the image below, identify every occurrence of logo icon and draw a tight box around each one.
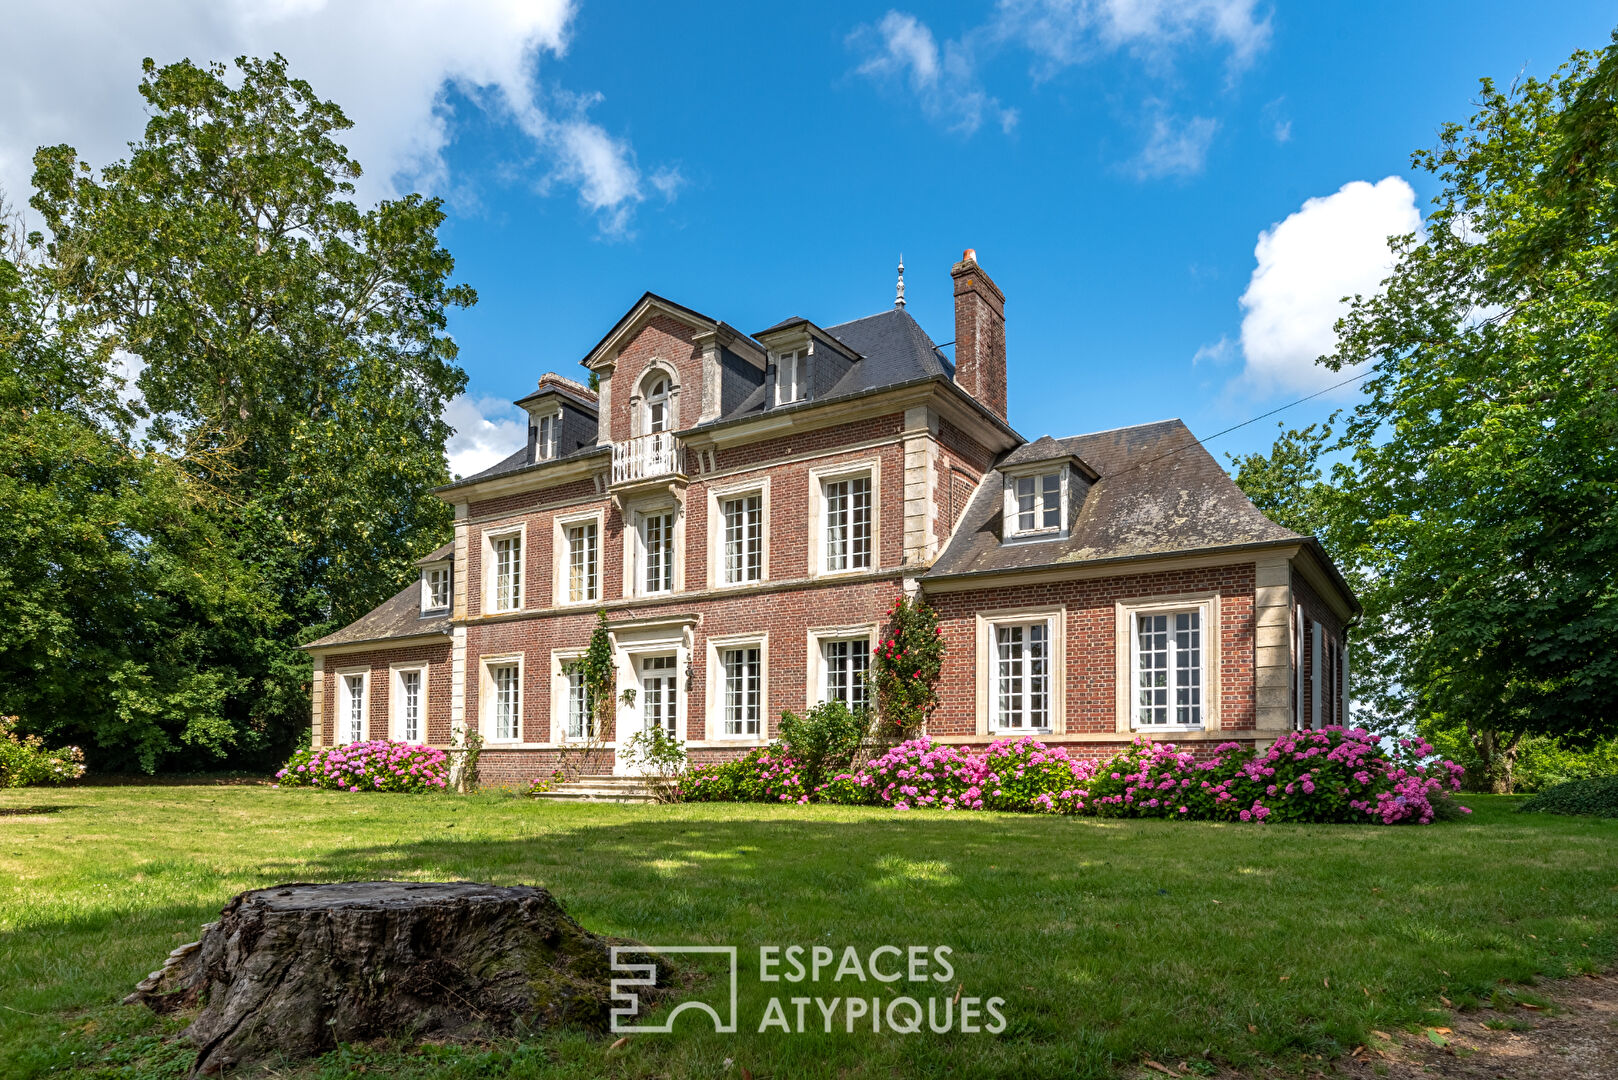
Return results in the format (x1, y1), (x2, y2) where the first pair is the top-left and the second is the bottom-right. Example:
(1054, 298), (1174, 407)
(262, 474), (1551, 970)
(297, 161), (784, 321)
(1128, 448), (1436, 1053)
(609, 945), (738, 1034)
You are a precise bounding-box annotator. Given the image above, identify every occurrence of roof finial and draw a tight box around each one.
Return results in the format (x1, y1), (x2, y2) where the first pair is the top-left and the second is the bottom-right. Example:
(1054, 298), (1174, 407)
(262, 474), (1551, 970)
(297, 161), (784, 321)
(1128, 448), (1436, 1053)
(895, 253), (906, 309)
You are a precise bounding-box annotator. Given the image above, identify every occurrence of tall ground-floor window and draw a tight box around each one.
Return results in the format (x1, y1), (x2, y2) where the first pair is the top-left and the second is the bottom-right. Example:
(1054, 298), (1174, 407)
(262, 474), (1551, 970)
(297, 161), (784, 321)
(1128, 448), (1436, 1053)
(1134, 610), (1203, 728)
(994, 622), (1050, 732)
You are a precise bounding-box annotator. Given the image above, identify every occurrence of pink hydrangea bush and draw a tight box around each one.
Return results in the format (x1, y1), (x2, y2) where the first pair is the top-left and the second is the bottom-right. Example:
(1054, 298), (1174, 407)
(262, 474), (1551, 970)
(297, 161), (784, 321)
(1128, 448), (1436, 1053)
(276, 740), (449, 793)
(816, 729), (1466, 825)
(677, 748), (809, 804)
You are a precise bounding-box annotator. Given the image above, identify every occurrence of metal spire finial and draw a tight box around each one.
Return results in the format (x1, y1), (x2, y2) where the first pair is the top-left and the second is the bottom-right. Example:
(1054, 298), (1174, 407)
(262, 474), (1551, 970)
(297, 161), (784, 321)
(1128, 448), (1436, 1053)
(895, 254), (906, 309)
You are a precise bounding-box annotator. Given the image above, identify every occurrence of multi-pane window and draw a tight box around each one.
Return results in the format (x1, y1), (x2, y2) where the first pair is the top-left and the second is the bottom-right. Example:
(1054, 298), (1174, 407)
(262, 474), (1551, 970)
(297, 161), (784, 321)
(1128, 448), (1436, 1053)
(536, 413), (559, 460)
(722, 647), (762, 737)
(994, 623), (1050, 731)
(398, 669), (422, 743)
(646, 377), (671, 433)
(492, 533), (522, 611)
(641, 512), (674, 594)
(1135, 610), (1203, 728)
(491, 663), (521, 740)
(823, 475), (872, 572)
(565, 670), (593, 741)
(342, 674), (366, 744)
(722, 494), (763, 584)
(776, 350), (805, 404)
(1013, 473), (1061, 534)
(567, 522), (598, 602)
(822, 638), (870, 711)
(641, 655), (678, 737)
(424, 565), (451, 611)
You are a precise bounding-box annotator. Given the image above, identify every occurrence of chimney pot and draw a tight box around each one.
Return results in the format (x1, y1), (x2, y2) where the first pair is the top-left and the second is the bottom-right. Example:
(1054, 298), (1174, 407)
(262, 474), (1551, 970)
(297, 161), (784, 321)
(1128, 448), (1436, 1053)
(963, 248), (977, 262)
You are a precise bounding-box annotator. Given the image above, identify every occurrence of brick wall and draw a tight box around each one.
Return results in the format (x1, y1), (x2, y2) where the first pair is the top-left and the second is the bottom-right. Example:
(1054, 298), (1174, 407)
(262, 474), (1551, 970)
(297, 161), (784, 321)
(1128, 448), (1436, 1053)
(608, 314), (704, 442)
(318, 640), (454, 746)
(925, 562), (1257, 737)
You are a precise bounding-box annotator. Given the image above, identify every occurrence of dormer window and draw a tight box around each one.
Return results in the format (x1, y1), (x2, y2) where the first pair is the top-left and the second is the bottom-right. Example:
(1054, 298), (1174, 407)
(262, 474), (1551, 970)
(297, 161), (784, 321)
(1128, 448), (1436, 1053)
(535, 411), (559, 460)
(646, 376), (671, 433)
(776, 349), (806, 405)
(422, 564), (452, 613)
(1003, 468), (1068, 540)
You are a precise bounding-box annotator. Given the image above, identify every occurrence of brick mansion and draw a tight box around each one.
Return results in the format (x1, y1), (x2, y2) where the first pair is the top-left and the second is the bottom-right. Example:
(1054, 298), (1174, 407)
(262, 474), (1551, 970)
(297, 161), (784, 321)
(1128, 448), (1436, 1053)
(305, 251), (1357, 784)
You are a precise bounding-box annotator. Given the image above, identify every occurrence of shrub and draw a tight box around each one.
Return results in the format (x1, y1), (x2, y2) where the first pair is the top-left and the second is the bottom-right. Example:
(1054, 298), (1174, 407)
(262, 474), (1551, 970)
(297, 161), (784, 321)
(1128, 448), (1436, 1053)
(819, 737), (1095, 813)
(678, 748), (808, 804)
(0, 716), (86, 787)
(778, 700), (869, 792)
(869, 594), (945, 738)
(276, 740), (448, 793)
(1517, 776), (1618, 818)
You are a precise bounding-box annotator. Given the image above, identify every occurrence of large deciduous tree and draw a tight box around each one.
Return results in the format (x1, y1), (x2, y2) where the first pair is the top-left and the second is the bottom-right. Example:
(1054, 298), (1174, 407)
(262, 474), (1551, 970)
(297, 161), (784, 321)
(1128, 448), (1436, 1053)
(17, 54), (475, 770)
(1234, 36), (1618, 792)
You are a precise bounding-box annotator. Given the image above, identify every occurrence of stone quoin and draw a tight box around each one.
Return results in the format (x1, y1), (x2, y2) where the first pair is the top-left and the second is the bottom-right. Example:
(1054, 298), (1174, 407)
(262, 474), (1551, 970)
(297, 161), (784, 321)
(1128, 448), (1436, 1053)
(304, 251), (1358, 786)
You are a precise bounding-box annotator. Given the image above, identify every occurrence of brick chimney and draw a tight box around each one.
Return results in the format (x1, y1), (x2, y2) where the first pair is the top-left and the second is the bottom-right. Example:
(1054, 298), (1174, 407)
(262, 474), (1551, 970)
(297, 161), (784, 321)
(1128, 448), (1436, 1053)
(951, 248), (1007, 422)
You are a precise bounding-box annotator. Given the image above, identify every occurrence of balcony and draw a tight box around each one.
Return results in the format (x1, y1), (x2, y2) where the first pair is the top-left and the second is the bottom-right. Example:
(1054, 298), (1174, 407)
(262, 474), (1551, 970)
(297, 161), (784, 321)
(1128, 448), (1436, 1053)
(611, 431), (686, 490)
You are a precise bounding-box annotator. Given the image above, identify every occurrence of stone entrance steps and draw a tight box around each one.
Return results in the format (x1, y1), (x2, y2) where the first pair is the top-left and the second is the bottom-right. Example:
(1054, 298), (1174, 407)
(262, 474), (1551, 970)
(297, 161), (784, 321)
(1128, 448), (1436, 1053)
(530, 775), (661, 804)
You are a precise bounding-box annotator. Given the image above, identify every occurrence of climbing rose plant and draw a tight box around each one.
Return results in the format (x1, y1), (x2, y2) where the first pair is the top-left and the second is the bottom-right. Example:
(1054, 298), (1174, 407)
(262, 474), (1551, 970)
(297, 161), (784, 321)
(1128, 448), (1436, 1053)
(869, 594), (945, 737)
(276, 740), (449, 793)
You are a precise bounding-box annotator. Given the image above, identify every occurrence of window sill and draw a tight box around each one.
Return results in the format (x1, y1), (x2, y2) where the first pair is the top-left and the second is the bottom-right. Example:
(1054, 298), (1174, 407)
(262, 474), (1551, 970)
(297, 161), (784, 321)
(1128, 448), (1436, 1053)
(991, 728), (1053, 737)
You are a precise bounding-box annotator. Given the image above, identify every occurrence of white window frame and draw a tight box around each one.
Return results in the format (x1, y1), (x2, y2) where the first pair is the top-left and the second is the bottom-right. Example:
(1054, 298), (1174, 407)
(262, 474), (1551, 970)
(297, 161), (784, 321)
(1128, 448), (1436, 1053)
(1001, 465), (1070, 540)
(806, 626), (876, 712)
(482, 524), (526, 614)
(973, 606), (1067, 737)
(629, 505), (679, 598)
(705, 633), (769, 742)
(390, 663), (428, 743)
(480, 654), (524, 744)
(552, 508), (604, 607)
(533, 408), (561, 461)
(1115, 594), (1221, 733)
(775, 348), (806, 405)
(551, 650), (596, 744)
(808, 459), (880, 579)
(421, 562), (452, 614)
(707, 478), (769, 588)
(335, 667), (370, 745)
(643, 371), (673, 434)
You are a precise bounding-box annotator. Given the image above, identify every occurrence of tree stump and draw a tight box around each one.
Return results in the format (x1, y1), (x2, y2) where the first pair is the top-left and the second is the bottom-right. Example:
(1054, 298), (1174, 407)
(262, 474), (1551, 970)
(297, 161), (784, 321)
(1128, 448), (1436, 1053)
(126, 881), (627, 1076)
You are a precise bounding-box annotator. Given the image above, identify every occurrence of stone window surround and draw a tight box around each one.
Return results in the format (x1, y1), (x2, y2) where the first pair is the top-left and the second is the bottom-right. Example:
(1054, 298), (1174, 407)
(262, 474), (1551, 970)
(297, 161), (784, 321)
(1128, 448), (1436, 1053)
(705, 476), (771, 589)
(551, 507), (605, 607)
(807, 457), (881, 580)
(478, 652), (525, 745)
(804, 622), (877, 712)
(972, 604), (1068, 737)
(333, 665), (370, 745)
(703, 631), (770, 743)
(388, 661), (429, 743)
(1113, 590), (1224, 734)
(481, 522), (527, 615)
(549, 648), (593, 745)
(629, 359), (682, 437)
(622, 496), (683, 599)
(999, 461), (1072, 542)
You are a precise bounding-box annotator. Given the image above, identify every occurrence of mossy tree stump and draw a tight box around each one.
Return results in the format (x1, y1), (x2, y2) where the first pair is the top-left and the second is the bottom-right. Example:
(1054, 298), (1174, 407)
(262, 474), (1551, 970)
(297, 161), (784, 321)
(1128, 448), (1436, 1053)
(128, 881), (622, 1075)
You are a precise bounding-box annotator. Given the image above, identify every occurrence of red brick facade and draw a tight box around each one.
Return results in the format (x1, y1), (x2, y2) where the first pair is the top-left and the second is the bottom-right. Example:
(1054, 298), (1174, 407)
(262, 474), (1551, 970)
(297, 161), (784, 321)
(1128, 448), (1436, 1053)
(307, 273), (1355, 781)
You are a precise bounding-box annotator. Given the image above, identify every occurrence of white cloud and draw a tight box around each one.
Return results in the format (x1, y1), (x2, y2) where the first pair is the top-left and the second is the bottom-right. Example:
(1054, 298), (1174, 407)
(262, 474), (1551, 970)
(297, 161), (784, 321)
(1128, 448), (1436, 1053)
(1135, 112), (1218, 177)
(994, 0), (1271, 73)
(0, 0), (668, 234)
(1236, 177), (1423, 394)
(850, 12), (1017, 135)
(443, 394), (527, 479)
(850, 2), (1264, 156)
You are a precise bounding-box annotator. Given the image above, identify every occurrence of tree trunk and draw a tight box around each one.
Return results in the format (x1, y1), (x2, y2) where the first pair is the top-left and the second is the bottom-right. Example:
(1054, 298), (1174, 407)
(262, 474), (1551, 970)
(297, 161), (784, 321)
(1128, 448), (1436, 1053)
(1470, 725), (1522, 794)
(126, 881), (639, 1076)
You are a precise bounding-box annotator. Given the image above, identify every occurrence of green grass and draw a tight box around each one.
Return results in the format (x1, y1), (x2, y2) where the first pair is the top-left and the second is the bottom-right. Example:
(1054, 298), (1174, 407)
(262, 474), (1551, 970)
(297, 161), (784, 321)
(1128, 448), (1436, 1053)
(1, 788), (1614, 1079)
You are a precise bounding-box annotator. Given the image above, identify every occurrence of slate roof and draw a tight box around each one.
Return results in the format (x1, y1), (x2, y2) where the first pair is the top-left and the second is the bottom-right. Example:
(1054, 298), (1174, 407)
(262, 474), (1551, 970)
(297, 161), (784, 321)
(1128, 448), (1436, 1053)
(452, 441), (609, 486)
(413, 541), (454, 567)
(304, 579), (451, 650)
(926, 418), (1305, 579)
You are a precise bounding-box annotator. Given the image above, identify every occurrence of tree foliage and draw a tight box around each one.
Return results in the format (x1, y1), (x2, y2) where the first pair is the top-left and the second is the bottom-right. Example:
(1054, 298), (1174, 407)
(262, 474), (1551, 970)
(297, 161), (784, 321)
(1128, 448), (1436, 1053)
(6, 54), (475, 771)
(1234, 34), (1618, 789)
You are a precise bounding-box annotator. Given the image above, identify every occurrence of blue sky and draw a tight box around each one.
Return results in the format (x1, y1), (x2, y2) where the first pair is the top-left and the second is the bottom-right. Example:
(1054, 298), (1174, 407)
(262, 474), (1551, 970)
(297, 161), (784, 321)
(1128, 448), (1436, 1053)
(4, 1), (1614, 475)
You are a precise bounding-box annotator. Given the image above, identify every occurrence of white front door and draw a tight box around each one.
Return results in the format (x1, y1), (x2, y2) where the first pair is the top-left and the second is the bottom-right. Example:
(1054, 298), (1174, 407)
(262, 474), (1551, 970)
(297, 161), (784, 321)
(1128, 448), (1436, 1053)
(615, 653), (680, 775)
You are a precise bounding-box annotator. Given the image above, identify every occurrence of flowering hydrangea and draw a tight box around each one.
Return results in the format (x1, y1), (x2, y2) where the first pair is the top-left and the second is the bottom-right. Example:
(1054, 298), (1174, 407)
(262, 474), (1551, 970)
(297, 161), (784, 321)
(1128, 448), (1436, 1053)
(676, 748), (809, 804)
(817, 737), (1096, 814)
(275, 740), (449, 794)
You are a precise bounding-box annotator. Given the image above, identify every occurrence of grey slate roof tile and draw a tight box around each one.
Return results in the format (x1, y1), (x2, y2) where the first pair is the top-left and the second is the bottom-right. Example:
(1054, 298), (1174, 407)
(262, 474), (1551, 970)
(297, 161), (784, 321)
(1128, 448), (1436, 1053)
(925, 418), (1302, 579)
(305, 580), (451, 650)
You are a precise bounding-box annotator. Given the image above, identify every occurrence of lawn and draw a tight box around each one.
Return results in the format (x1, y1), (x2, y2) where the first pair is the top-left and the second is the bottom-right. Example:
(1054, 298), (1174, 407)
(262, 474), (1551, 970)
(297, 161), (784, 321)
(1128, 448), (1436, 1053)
(0, 786), (1614, 1079)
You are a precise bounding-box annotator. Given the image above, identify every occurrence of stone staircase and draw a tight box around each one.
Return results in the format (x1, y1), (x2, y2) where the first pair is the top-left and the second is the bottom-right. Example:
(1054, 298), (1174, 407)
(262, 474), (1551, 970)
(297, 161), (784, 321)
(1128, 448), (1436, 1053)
(529, 775), (661, 804)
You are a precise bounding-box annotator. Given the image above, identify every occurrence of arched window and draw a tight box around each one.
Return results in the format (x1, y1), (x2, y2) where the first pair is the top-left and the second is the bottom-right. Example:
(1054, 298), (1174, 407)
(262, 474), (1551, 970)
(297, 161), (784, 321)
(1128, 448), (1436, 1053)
(644, 374), (672, 433)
